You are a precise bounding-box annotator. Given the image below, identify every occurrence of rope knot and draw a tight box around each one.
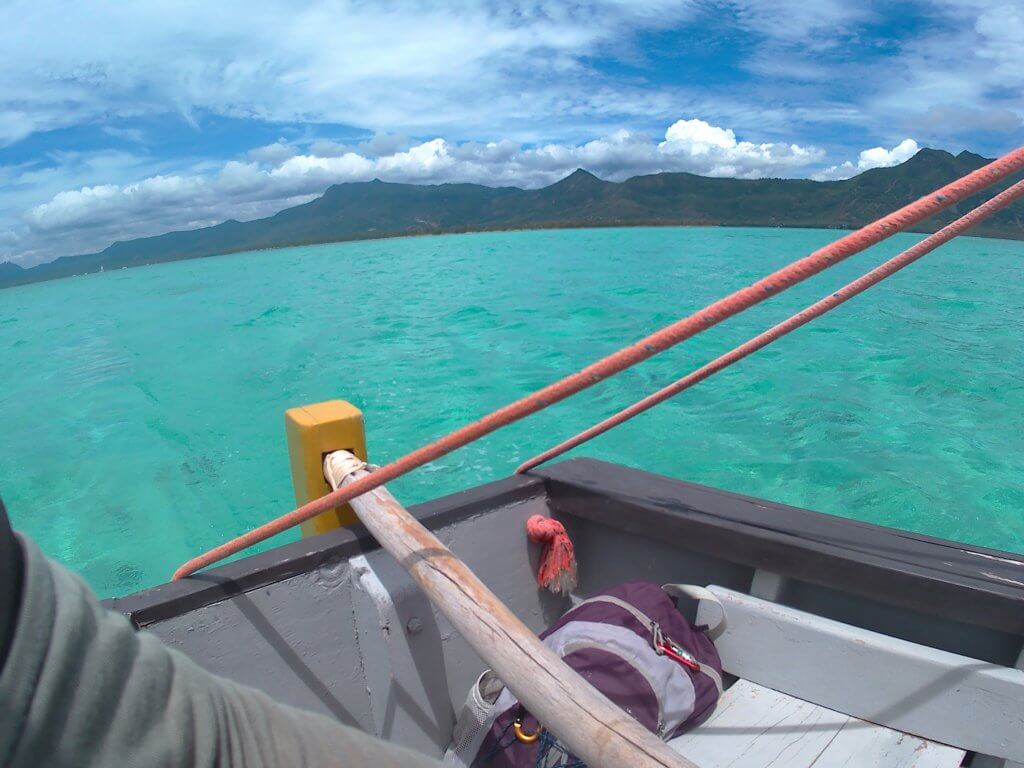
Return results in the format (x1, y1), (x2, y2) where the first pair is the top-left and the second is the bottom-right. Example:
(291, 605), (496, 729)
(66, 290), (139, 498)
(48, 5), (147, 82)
(526, 515), (578, 596)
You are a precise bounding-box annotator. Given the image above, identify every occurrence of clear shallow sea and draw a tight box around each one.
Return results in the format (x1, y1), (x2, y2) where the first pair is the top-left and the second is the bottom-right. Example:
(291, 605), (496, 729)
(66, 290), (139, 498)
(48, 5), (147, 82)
(2, 227), (1023, 598)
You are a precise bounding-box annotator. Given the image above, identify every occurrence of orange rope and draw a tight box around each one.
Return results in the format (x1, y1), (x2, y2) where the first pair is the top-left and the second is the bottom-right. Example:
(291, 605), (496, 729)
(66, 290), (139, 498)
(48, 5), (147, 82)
(516, 178), (1024, 475)
(174, 147), (1024, 580)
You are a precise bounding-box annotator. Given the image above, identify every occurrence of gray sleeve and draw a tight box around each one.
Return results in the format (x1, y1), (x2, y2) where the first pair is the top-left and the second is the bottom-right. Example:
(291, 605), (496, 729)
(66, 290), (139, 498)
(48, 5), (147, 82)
(0, 536), (445, 768)
(0, 500), (23, 672)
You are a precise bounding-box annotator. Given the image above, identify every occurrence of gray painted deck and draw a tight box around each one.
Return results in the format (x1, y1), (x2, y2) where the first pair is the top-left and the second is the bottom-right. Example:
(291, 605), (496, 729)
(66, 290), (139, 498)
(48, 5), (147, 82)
(670, 681), (964, 768)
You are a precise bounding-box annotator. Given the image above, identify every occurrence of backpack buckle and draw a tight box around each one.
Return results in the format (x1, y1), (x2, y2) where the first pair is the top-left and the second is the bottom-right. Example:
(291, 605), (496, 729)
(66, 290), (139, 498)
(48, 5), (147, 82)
(513, 706), (543, 744)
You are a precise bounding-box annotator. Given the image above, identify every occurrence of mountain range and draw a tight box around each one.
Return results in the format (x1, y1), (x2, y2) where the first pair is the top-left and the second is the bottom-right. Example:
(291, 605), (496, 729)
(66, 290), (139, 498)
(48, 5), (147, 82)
(3, 148), (1022, 289)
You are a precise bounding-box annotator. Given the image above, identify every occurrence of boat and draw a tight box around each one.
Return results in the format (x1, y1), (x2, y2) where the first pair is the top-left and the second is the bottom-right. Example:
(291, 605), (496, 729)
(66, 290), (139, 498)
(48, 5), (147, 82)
(105, 408), (1024, 768)
(104, 151), (1024, 768)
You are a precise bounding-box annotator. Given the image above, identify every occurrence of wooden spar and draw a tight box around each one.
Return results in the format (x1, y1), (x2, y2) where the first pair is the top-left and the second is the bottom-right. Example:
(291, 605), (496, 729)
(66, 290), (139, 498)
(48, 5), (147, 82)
(324, 451), (697, 768)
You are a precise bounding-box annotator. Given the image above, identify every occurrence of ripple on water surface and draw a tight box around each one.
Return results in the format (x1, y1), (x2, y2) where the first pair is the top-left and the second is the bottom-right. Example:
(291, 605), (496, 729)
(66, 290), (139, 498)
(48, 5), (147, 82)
(1, 226), (1023, 598)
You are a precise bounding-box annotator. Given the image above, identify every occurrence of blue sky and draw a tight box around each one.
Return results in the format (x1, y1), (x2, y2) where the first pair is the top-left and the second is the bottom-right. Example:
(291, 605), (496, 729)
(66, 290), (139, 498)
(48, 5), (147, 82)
(1, 0), (1022, 266)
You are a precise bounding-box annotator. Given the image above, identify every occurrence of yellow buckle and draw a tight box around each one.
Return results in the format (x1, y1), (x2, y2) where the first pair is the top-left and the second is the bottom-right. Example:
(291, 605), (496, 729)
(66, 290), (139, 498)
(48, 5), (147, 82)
(513, 717), (542, 744)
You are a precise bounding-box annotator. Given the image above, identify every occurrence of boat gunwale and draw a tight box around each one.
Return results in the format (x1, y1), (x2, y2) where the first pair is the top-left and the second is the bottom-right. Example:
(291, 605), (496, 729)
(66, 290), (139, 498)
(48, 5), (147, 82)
(109, 458), (1024, 638)
(105, 473), (544, 627)
(540, 458), (1024, 636)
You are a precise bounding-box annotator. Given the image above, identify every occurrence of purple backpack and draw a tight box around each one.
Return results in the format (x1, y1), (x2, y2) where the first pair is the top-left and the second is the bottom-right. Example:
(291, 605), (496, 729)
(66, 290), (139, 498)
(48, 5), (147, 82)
(445, 581), (725, 766)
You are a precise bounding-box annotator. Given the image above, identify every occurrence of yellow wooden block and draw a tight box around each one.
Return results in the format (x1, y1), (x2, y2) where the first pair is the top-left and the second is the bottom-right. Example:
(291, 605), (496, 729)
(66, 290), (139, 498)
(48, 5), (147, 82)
(284, 400), (367, 537)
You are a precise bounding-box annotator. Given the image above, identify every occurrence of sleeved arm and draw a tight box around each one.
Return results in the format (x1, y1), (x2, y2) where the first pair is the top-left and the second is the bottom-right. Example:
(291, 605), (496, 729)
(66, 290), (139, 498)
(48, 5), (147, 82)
(0, 533), (445, 768)
(0, 500), (24, 673)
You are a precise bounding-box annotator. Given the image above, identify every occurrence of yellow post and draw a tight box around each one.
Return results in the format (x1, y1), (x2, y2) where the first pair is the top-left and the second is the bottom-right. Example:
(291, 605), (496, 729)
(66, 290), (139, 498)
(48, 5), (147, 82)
(284, 400), (368, 537)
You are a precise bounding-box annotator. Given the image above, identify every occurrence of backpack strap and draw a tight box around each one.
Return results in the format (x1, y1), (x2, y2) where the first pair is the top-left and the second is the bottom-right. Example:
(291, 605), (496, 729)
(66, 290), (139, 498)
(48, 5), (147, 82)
(661, 584), (727, 640)
(444, 670), (510, 766)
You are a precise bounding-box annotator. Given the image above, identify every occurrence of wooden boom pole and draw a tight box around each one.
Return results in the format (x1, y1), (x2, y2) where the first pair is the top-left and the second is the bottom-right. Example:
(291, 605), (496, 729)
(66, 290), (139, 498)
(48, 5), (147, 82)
(324, 451), (696, 768)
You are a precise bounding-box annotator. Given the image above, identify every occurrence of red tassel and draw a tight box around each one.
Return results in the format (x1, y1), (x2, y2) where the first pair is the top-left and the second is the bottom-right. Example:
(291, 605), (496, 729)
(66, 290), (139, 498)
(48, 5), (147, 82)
(526, 515), (578, 595)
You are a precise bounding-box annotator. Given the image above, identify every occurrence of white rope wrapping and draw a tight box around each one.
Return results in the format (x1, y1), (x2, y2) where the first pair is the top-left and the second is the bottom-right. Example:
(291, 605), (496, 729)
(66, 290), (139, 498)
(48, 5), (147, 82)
(323, 451), (377, 491)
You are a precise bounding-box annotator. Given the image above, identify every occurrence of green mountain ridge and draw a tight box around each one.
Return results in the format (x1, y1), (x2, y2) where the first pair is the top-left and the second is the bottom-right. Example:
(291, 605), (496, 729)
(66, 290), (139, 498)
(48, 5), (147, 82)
(3, 147), (1023, 289)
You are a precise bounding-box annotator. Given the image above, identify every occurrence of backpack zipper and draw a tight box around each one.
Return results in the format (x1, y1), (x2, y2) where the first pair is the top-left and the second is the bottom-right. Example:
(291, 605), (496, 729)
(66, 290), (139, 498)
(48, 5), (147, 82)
(575, 594), (723, 695)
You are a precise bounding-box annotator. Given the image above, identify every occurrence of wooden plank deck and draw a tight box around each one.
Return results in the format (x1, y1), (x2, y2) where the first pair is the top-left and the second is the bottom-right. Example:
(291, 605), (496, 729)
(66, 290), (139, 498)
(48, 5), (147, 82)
(669, 680), (965, 768)
(696, 587), (1024, 762)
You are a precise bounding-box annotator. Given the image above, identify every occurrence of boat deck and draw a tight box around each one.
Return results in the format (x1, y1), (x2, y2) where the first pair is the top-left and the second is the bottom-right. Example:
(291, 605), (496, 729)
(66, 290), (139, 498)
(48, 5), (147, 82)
(671, 680), (964, 768)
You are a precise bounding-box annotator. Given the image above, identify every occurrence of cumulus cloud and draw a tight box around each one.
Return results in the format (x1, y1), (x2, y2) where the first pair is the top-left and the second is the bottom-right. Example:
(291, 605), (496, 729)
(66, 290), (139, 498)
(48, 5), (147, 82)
(8, 118), (824, 264)
(859, 139), (921, 168)
(658, 119), (822, 177)
(813, 139), (920, 181)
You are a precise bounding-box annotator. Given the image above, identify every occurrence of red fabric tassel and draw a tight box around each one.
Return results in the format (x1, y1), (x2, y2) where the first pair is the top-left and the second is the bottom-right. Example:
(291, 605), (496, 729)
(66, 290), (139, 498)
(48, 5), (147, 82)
(526, 515), (578, 595)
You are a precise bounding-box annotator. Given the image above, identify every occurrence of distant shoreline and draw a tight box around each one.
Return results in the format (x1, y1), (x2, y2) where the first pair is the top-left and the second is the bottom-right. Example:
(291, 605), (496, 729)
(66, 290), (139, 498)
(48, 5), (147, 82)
(16, 217), (1024, 294)
(4, 219), (1024, 291)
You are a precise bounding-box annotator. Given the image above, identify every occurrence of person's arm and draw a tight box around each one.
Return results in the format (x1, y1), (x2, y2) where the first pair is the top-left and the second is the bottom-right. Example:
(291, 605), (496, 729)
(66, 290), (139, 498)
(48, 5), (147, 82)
(0, 503), (443, 768)
(0, 500), (24, 673)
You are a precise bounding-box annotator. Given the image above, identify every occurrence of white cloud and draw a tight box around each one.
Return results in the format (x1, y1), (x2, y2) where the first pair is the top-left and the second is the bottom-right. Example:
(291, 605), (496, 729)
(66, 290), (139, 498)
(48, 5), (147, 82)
(0, 0), (702, 147)
(246, 140), (298, 165)
(0, 148), (194, 265)
(8, 117), (824, 264)
(101, 126), (146, 144)
(307, 140), (352, 158)
(358, 132), (411, 157)
(727, 1), (1024, 148)
(663, 119), (738, 153)
(1, 1), (1020, 156)
(864, 2), (1024, 143)
(903, 104), (1022, 137)
(973, 2), (1024, 80)
(728, 0), (871, 42)
(3, 1), (1021, 266)
(858, 139), (921, 169)
(659, 119), (822, 177)
(813, 139), (920, 181)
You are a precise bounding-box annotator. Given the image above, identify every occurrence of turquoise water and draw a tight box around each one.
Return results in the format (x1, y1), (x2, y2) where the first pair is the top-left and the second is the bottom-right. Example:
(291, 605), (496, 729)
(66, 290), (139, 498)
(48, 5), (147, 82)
(2, 227), (1023, 598)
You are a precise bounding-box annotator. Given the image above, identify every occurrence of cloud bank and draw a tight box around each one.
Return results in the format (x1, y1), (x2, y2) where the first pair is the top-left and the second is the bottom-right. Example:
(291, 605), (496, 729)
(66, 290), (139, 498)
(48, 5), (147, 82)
(0, 0), (703, 148)
(14, 118), (831, 265)
(4, 0), (1019, 266)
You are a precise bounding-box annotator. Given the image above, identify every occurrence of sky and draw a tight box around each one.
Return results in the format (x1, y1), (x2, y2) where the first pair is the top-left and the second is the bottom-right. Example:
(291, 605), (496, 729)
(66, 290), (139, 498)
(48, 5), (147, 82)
(1, 0), (1022, 266)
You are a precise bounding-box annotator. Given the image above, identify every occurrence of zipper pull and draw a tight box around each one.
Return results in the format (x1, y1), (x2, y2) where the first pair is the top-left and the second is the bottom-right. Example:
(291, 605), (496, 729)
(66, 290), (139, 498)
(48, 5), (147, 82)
(658, 639), (702, 672)
(651, 621), (665, 654)
(652, 620), (701, 672)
